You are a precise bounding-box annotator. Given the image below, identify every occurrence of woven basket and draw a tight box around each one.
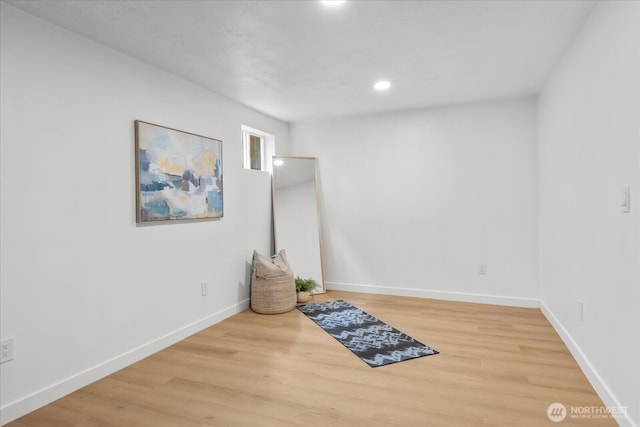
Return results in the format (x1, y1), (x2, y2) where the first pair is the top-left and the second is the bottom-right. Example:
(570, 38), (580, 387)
(251, 250), (296, 314)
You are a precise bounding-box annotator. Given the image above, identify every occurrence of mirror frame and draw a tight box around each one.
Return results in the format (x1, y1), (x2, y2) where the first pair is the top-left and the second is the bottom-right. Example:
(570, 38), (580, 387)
(272, 156), (326, 294)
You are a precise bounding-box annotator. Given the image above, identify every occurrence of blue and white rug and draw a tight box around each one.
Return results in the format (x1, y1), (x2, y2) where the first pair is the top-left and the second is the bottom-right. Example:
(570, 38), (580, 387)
(297, 300), (438, 367)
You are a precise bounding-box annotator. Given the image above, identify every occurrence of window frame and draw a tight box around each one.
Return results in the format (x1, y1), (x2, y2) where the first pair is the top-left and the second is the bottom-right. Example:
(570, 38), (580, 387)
(242, 125), (275, 173)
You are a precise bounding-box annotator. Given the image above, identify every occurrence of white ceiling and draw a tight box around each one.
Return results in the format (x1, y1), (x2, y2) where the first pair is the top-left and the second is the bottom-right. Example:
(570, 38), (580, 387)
(6, 0), (596, 122)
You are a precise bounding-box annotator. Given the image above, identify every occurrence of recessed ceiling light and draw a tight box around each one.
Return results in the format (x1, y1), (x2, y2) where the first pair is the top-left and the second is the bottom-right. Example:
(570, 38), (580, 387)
(273, 159), (284, 166)
(321, 1), (346, 6)
(374, 80), (391, 91)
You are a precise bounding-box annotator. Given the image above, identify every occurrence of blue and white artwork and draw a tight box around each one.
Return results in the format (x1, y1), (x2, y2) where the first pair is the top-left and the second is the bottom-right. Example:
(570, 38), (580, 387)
(135, 121), (223, 222)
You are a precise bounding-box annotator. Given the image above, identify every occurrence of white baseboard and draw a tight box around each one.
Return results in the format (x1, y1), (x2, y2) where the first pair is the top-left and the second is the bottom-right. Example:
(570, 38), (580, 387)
(326, 281), (540, 308)
(0, 299), (250, 426)
(540, 301), (636, 427)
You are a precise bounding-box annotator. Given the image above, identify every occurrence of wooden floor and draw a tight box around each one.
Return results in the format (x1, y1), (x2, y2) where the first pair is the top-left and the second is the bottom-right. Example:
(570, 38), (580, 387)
(9, 291), (617, 427)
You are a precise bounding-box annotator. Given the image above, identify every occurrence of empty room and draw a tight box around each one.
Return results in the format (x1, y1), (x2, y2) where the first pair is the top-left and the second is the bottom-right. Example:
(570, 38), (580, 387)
(0, 0), (638, 426)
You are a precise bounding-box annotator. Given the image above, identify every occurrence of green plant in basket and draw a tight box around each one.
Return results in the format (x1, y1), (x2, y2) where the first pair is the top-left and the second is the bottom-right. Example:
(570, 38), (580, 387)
(295, 276), (318, 293)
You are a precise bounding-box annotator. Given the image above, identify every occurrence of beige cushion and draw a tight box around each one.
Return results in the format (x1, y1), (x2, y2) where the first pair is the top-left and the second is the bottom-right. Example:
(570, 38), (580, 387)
(253, 249), (292, 278)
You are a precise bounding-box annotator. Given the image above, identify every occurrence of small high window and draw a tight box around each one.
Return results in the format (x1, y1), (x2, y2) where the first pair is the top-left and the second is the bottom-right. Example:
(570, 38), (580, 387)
(242, 125), (275, 173)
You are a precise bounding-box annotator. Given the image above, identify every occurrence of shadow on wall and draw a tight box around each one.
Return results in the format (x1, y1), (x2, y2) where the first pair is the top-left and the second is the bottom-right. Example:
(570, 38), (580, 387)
(238, 260), (252, 303)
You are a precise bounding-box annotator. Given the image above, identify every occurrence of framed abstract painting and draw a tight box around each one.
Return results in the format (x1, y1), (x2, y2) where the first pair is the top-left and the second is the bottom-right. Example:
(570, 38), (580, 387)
(135, 121), (223, 223)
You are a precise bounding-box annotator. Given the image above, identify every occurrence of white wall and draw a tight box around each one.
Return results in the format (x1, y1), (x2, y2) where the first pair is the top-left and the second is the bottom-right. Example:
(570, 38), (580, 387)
(538, 1), (639, 425)
(289, 97), (539, 306)
(0, 4), (288, 423)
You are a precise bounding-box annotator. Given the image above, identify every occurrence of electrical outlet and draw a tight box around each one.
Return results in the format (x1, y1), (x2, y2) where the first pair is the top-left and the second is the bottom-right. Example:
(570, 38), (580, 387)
(201, 282), (208, 296)
(478, 263), (487, 275)
(1, 337), (15, 364)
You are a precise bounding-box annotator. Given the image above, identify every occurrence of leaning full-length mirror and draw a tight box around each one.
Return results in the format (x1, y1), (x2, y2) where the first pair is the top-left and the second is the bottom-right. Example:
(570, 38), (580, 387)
(272, 156), (325, 294)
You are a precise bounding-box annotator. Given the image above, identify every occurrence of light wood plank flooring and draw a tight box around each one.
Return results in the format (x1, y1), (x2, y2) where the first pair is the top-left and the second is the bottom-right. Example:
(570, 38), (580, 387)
(8, 291), (617, 426)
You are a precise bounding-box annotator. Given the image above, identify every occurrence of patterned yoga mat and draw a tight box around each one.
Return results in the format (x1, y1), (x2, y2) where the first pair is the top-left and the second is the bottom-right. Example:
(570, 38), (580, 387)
(297, 300), (438, 367)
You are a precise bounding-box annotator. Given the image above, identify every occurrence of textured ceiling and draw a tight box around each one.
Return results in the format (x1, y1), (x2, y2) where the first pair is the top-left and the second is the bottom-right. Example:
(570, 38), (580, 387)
(6, 0), (596, 122)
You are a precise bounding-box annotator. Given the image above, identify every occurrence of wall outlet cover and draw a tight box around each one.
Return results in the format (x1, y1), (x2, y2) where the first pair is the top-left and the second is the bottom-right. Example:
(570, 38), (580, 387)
(1, 337), (15, 363)
(478, 263), (488, 275)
